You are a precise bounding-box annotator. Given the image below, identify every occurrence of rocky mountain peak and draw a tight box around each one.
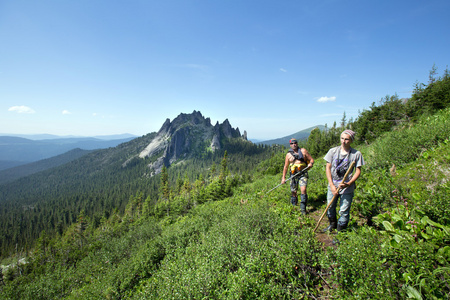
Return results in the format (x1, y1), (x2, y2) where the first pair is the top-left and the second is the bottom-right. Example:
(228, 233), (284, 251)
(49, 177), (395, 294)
(135, 111), (247, 175)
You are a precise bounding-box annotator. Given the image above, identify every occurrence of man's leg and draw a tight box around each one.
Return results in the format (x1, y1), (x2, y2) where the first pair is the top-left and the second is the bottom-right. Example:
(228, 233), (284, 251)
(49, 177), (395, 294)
(299, 194), (307, 214)
(290, 176), (299, 206)
(290, 195), (298, 206)
(299, 178), (308, 214)
(337, 192), (354, 231)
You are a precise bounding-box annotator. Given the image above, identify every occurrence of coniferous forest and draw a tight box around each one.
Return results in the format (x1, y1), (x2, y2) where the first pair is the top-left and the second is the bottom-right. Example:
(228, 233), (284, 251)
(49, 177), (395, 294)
(0, 68), (449, 299)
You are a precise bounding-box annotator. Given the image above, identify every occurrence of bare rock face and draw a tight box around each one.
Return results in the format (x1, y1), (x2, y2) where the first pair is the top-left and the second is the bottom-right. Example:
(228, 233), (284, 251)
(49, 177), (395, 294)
(210, 134), (221, 151)
(137, 110), (247, 175)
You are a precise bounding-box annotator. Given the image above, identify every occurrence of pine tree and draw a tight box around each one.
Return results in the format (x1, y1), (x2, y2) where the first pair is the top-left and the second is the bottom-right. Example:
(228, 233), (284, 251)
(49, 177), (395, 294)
(76, 210), (87, 248)
(160, 166), (170, 216)
(340, 111), (347, 129)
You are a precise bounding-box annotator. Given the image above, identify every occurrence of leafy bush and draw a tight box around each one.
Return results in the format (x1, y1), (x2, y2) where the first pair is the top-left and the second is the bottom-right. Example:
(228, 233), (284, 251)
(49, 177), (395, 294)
(367, 107), (450, 169)
(375, 209), (450, 299)
(418, 184), (450, 224)
(323, 227), (402, 298)
(133, 196), (323, 299)
(324, 222), (449, 299)
(352, 94), (408, 144)
(393, 138), (450, 224)
(352, 169), (396, 223)
(257, 148), (286, 176)
(407, 70), (450, 118)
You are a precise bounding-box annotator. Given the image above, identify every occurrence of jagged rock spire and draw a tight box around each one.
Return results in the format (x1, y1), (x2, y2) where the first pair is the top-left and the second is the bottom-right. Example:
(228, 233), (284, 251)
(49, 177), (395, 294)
(135, 111), (248, 175)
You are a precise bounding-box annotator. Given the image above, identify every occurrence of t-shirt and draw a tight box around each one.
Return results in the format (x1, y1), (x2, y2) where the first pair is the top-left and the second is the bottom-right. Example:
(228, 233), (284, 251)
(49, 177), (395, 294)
(324, 146), (365, 194)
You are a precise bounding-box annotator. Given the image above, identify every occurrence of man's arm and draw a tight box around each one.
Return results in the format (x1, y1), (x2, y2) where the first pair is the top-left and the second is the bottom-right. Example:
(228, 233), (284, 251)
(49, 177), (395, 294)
(339, 166), (361, 189)
(281, 155), (290, 184)
(326, 162), (338, 195)
(301, 148), (314, 168)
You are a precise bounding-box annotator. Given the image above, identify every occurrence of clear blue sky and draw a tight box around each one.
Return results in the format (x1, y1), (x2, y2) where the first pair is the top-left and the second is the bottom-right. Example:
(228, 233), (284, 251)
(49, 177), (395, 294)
(1, 0), (449, 140)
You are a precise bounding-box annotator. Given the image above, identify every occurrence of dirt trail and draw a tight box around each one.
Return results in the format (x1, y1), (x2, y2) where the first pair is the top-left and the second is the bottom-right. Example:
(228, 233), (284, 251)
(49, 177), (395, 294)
(306, 207), (337, 249)
(306, 207), (338, 298)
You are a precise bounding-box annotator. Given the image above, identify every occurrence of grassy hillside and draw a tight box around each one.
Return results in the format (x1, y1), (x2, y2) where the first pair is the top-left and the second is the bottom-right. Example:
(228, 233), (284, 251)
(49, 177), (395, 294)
(1, 71), (449, 299)
(1, 106), (449, 299)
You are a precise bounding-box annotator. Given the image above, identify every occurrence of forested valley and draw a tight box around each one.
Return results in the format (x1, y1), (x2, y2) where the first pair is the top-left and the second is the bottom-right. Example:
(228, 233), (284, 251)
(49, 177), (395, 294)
(0, 129), (274, 259)
(1, 67), (449, 299)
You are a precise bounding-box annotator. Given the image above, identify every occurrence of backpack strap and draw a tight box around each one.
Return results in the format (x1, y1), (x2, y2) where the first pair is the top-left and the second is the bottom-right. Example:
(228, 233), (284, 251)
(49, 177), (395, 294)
(288, 148), (305, 162)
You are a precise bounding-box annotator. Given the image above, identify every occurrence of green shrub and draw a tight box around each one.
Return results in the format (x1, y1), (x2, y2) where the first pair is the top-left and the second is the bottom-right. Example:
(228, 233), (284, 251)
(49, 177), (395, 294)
(367, 107), (450, 169)
(133, 198), (323, 299)
(325, 227), (401, 298)
(353, 169), (396, 223)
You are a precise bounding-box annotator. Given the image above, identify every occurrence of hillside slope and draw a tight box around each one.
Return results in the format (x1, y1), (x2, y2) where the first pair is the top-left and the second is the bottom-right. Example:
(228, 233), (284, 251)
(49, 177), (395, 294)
(1, 73), (449, 299)
(2, 129), (448, 298)
(0, 136), (136, 170)
(0, 111), (272, 258)
(0, 148), (93, 185)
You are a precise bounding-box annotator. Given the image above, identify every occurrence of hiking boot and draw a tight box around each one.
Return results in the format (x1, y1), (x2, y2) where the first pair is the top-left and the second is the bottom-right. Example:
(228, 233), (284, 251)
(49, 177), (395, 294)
(333, 223), (349, 244)
(337, 222), (348, 232)
(300, 194), (308, 215)
(323, 216), (337, 233)
(290, 196), (298, 206)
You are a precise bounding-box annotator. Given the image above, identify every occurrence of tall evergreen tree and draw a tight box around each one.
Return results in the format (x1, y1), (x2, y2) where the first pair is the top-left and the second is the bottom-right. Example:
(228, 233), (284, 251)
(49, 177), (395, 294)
(160, 166), (170, 216)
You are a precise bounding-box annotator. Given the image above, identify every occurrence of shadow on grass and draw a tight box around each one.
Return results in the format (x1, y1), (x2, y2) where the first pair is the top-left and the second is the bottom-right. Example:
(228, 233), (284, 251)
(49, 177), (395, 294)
(308, 192), (327, 214)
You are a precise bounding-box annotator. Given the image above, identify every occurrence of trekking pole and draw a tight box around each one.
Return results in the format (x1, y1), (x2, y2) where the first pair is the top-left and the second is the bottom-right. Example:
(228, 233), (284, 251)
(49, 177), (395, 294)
(266, 166), (310, 194)
(313, 161), (355, 233)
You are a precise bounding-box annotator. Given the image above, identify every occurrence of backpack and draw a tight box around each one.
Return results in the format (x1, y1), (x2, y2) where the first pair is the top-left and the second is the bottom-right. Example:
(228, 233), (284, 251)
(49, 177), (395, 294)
(288, 148), (306, 163)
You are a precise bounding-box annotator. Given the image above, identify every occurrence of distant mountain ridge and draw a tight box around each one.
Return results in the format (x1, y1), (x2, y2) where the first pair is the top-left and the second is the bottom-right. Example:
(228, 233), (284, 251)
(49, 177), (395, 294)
(0, 148), (93, 185)
(0, 111), (250, 181)
(0, 135), (136, 170)
(0, 133), (137, 140)
(257, 125), (325, 147)
(0, 116), (322, 181)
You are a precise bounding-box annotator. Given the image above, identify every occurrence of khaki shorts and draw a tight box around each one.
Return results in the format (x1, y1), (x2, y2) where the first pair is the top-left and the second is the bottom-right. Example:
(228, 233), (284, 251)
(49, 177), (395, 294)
(290, 173), (308, 192)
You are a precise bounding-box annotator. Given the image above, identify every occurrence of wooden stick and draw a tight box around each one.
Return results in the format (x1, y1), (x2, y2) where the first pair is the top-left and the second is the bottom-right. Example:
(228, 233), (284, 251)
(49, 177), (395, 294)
(313, 161), (356, 233)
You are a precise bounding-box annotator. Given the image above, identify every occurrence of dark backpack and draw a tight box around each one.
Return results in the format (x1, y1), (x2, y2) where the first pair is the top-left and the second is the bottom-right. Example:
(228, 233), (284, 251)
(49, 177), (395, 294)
(288, 149), (305, 163)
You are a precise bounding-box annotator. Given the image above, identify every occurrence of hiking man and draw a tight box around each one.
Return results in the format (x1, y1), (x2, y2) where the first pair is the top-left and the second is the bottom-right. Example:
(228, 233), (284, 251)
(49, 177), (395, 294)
(281, 138), (314, 214)
(323, 129), (365, 232)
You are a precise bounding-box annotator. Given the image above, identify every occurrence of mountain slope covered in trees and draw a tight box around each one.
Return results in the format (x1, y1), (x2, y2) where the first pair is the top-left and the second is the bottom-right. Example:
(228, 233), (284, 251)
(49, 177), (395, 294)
(0, 136), (136, 170)
(0, 112), (274, 259)
(0, 148), (93, 185)
(1, 68), (449, 299)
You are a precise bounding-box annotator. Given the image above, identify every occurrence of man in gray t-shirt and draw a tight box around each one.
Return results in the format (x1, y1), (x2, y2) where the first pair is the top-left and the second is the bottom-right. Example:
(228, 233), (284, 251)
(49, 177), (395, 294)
(323, 130), (365, 232)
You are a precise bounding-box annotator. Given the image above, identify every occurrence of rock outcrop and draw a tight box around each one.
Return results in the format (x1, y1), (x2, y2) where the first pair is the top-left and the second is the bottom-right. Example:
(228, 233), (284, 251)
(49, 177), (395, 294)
(137, 110), (247, 175)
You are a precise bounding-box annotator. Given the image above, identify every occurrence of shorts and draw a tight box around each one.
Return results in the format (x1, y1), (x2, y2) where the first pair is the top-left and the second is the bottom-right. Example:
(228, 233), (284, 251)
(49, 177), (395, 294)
(290, 173), (308, 192)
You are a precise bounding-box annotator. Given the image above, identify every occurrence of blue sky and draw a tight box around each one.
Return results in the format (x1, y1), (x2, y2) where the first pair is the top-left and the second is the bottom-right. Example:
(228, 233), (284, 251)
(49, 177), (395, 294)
(1, 0), (449, 140)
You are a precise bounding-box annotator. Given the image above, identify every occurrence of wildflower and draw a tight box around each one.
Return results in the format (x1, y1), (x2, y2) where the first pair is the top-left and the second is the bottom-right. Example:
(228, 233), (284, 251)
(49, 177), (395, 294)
(406, 220), (418, 224)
